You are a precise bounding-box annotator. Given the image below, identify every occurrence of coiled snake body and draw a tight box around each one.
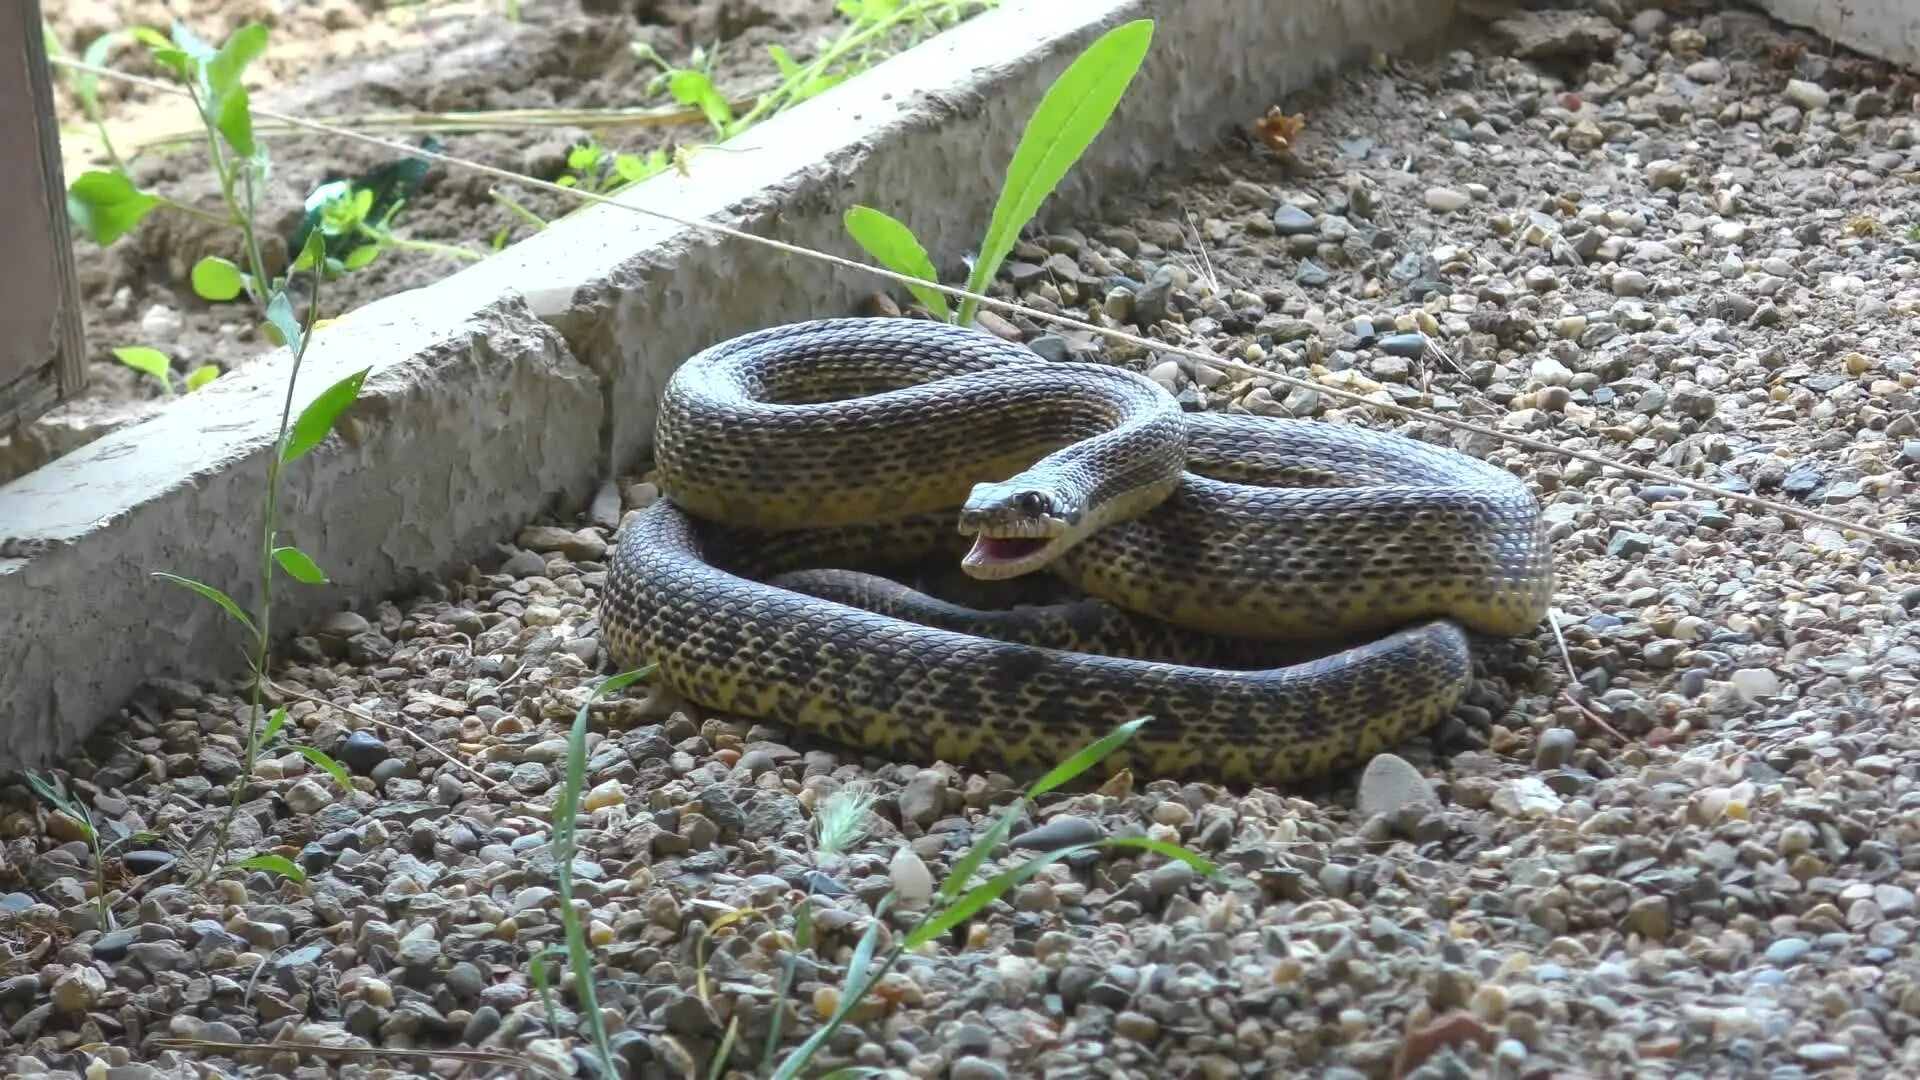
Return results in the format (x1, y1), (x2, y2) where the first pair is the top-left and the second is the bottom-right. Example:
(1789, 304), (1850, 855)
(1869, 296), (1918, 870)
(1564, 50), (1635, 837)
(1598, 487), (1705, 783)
(602, 318), (1553, 784)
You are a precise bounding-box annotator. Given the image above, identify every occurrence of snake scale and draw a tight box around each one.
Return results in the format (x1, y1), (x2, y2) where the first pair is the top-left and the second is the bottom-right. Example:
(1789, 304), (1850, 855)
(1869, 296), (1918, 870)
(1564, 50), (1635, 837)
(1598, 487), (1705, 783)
(601, 317), (1554, 784)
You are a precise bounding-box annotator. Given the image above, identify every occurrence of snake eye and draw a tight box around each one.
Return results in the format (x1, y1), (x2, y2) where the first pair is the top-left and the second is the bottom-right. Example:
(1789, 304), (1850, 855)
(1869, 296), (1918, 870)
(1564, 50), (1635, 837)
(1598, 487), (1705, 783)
(1014, 491), (1053, 518)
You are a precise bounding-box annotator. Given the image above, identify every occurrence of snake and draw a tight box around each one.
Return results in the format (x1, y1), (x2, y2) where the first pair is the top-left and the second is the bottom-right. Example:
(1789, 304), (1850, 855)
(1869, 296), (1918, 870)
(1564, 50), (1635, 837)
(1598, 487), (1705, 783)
(600, 317), (1553, 785)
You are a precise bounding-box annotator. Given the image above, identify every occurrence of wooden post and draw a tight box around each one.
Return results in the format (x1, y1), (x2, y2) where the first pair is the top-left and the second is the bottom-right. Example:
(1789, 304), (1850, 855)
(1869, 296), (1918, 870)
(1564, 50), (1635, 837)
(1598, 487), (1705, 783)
(0, 0), (89, 436)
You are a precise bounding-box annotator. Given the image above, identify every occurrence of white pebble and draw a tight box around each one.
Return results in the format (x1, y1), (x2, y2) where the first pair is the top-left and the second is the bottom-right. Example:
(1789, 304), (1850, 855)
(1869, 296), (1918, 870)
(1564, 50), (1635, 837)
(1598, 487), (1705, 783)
(1730, 669), (1780, 702)
(1425, 187), (1472, 213)
(1783, 79), (1830, 111)
(889, 845), (934, 906)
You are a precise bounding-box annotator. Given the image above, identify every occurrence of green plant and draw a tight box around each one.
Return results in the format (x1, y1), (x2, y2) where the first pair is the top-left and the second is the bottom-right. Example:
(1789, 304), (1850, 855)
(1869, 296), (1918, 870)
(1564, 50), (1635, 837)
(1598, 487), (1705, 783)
(110, 346), (221, 395)
(843, 17), (1154, 325)
(638, 0), (997, 143)
(76, 22), (366, 886)
(52, 21), (473, 383)
(18, 772), (164, 929)
(765, 716), (1214, 1079)
(545, 666), (654, 1079)
(299, 180), (483, 274)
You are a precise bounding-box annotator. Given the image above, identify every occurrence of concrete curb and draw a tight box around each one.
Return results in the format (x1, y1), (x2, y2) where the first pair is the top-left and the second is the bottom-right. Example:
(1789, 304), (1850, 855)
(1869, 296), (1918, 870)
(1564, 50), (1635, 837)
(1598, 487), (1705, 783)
(1751, 0), (1920, 73)
(0, 0), (1460, 770)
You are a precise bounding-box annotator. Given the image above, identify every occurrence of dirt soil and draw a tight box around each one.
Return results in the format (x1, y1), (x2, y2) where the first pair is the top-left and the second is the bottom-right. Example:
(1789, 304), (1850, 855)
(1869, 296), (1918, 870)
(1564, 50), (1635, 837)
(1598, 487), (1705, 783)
(16, 0), (955, 485)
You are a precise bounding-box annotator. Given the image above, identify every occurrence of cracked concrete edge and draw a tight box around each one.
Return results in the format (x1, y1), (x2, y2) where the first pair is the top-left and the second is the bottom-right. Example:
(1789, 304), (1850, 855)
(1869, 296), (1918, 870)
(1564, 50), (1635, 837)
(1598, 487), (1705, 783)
(1749, 0), (1920, 72)
(0, 294), (602, 771)
(0, 0), (1460, 771)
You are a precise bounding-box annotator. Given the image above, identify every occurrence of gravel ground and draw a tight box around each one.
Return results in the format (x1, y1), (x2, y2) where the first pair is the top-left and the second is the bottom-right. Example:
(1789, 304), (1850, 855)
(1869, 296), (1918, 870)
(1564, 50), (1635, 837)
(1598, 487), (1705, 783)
(6, 3), (1920, 1079)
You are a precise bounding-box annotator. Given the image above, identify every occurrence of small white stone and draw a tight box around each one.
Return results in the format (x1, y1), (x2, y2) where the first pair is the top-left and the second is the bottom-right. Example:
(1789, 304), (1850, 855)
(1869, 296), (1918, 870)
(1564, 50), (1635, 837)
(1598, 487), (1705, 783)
(1530, 356), (1574, 387)
(1783, 79), (1830, 111)
(284, 777), (335, 814)
(1425, 187), (1472, 213)
(1730, 669), (1780, 702)
(889, 845), (934, 906)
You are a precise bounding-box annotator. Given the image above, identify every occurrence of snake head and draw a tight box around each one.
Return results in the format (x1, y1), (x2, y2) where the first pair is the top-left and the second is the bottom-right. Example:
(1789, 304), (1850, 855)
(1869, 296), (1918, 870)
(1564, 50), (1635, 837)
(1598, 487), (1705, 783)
(956, 483), (1078, 579)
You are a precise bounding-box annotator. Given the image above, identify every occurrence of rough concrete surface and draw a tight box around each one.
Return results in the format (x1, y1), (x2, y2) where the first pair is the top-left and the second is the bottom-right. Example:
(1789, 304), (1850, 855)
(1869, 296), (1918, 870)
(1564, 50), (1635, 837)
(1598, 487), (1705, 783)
(1750, 0), (1920, 71)
(0, 0), (1460, 768)
(457, 0), (1463, 471)
(0, 294), (600, 770)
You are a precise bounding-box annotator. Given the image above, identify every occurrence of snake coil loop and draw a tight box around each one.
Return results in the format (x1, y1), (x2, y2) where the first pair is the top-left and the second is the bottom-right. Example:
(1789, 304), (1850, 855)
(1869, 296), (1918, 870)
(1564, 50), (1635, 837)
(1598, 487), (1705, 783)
(603, 318), (1553, 784)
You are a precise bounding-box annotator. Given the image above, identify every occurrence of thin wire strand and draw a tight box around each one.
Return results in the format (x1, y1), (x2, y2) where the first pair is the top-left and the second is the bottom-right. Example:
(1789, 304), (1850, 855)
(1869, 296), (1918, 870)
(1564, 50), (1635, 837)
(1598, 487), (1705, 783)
(48, 55), (1920, 555)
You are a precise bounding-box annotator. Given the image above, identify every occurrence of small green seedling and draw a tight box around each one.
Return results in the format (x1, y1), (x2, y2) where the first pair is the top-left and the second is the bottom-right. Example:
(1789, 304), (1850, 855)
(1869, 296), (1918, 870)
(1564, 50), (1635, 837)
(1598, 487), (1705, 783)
(844, 17), (1154, 325)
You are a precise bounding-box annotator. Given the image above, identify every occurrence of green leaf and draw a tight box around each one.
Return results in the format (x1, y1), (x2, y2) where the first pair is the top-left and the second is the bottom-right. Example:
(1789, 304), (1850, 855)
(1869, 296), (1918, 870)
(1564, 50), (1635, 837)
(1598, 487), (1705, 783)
(214, 83), (255, 157)
(295, 746), (354, 792)
(280, 367), (370, 464)
(152, 571), (258, 638)
(204, 23), (268, 97)
(111, 346), (173, 390)
(190, 256), (245, 301)
(264, 291), (303, 357)
(567, 144), (598, 171)
(843, 206), (950, 321)
(342, 244), (380, 271)
(77, 30), (134, 120)
(909, 843), (1090, 949)
(185, 365), (221, 391)
(667, 68), (734, 135)
(1023, 715), (1151, 800)
(767, 43), (801, 81)
(933, 717), (1149, 903)
(231, 853), (306, 882)
(254, 706), (289, 752)
(271, 545), (329, 584)
(935, 801), (1021, 903)
(168, 22), (218, 65)
(960, 18), (1154, 325)
(66, 171), (160, 245)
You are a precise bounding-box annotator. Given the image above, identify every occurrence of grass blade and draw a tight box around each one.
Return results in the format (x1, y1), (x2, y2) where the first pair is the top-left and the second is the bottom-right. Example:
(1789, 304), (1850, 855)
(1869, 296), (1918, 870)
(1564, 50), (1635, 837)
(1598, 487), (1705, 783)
(296, 746), (354, 792)
(843, 206), (950, 320)
(153, 572), (259, 638)
(959, 18), (1153, 324)
(554, 667), (653, 1079)
(1022, 715), (1150, 800)
(232, 853), (305, 882)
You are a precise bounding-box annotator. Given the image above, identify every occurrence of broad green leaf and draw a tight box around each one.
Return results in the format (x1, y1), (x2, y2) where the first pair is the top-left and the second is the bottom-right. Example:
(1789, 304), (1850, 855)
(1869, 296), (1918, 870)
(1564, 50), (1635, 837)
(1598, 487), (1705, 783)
(152, 571), (258, 638)
(190, 256), (244, 301)
(264, 291), (303, 357)
(215, 84), (254, 157)
(111, 346), (172, 387)
(567, 144), (598, 171)
(960, 18), (1153, 324)
(342, 245), (380, 271)
(843, 206), (950, 321)
(296, 746), (354, 792)
(281, 367), (369, 464)
(204, 23), (268, 97)
(185, 365), (221, 391)
(66, 171), (160, 245)
(232, 853), (305, 882)
(667, 69), (734, 134)
(271, 545), (329, 584)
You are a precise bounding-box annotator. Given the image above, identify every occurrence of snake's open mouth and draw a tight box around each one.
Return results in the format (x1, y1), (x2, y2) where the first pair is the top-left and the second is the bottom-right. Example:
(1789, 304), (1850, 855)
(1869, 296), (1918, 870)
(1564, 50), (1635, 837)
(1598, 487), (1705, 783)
(960, 534), (1058, 578)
